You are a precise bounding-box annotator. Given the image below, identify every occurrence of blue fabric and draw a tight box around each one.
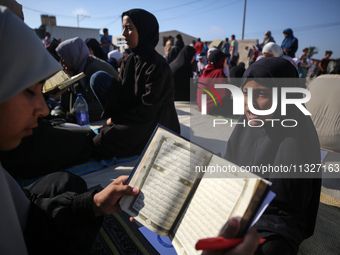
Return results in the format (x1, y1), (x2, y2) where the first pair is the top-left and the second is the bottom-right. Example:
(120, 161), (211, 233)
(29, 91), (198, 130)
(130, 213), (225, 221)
(16, 155), (139, 188)
(281, 28), (297, 50)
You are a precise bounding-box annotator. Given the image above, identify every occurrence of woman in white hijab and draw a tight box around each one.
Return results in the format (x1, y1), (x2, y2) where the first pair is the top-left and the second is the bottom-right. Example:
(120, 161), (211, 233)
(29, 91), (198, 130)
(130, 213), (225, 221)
(261, 42), (297, 69)
(0, 7), (138, 254)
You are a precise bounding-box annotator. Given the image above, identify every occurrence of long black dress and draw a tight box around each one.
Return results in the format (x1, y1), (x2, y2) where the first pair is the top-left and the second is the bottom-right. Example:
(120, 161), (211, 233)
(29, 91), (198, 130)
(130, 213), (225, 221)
(169, 45), (196, 101)
(225, 58), (321, 255)
(93, 9), (180, 159)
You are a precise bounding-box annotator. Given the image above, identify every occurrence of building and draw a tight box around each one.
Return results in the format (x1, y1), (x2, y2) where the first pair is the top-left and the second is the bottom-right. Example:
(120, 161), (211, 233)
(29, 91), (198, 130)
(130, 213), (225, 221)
(35, 14), (100, 44)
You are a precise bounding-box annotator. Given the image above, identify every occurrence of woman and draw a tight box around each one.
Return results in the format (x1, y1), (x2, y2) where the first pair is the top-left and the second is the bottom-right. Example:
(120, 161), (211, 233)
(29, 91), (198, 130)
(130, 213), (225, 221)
(225, 57), (321, 255)
(170, 45), (196, 101)
(92, 9), (180, 159)
(167, 33), (185, 63)
(56, 37), (118, 121)
(281, 28), (298, 58)
(85, 37), (108, 61)
(0, 7), (139, 254)
(260, 30), (275, 49)
(197, 49), (231, 115)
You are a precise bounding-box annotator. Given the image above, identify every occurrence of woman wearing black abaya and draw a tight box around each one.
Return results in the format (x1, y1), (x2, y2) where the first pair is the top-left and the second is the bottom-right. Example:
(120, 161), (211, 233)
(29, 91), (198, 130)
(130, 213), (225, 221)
(170, 45), (196, 101)
(225, 58), (321, 255)
(93, 9), (180, 159)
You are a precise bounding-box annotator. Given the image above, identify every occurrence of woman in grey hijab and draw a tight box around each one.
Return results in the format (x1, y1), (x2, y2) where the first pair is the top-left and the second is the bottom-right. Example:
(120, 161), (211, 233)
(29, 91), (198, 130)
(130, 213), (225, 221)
(56, 37), (118, 121)
(0, 7), (138, 254)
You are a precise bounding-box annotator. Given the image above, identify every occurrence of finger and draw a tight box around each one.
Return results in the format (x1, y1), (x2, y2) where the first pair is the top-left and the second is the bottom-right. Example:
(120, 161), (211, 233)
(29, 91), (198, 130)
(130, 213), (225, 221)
(129, 217), (135, 223)
(227, 227), (260, 255)
(113, 175), (130, 184)
(219, 218), (240, 239)
(106, 118), (112, 125)
(111, 184), (140, 197)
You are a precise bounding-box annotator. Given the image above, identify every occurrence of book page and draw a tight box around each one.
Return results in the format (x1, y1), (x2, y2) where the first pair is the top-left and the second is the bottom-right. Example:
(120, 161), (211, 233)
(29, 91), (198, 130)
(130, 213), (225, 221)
(171, 156), (259, 255)
(42, 70), (69, 93)
(120, 127), (213, 236)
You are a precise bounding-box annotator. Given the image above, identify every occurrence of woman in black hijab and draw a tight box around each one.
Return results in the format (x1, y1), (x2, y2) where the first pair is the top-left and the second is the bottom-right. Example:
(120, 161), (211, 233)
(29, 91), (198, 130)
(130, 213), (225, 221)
(85, 38), (108, 61)
(167, 34), (185, 64)
(93, 9), (180, 159)
(170, 45), (196, 101)
(225, 57), (321, 255)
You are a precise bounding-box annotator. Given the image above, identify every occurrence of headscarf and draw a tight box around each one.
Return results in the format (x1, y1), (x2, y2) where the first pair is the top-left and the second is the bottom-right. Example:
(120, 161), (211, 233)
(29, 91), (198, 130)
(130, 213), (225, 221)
(170, 45), (196, 72)
(0, 6), (61, 103)
(108, 49), (123, 61)
(56, 37), (90, 73)
(0, 7), (61, 254)
(85, 38), (107, 61)
(262, 42), (283, 57)
(175, 34), (184, 50)
(281, 28), (297, 50)
(202, 50), (227, 78)
(197, 50), (230, 113)
(225, 57), (321, 250)
(169, 45), (196, 101)
(121, 9), (159, 55)
(261, 30), (275, 46)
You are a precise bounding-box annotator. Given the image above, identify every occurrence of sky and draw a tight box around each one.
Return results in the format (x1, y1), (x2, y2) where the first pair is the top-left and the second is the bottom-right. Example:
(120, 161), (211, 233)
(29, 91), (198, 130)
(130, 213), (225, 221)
(21, 0), (340, 60)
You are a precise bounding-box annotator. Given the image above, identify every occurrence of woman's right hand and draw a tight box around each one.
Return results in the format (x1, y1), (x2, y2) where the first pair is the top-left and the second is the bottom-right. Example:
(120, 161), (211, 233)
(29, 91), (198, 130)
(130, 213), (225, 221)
(201, 218), (260, 255)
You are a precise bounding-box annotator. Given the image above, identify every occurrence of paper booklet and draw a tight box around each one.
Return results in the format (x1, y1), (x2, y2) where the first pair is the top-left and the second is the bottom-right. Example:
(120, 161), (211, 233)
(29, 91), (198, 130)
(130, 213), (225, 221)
(43, 71), (85, 95)
(120, 125), (274, 255)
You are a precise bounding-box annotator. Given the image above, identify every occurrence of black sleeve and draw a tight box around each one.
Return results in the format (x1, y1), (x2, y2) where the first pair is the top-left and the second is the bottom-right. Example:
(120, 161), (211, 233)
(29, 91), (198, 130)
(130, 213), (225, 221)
(23, 172), (103, 255)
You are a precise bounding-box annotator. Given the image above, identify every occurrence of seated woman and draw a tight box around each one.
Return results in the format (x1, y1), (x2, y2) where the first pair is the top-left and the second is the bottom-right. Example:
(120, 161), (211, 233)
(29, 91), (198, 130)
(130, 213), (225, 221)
(56, 37), (118, 122)
(91, 9), (180, 159)
(197, 49), (232, 115)
(169, 45), (196, 101)
(225, 57), (321, 255)
(0, 7), (139, 254)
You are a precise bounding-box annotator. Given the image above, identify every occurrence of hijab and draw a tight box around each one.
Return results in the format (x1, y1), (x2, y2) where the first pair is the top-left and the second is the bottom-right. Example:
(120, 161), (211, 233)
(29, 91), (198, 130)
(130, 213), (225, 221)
(169, 45), (196, 101)
(85, 38), (107, 61)
(56, 37), (90, 73)
(201, 50), (227, 79)
(262, 42), (283, 57)
(0, 6), (61, 254)
(281, 28), (297, 50)
(170, 45), (196, 73)
(262, 30), (275, 46)
(225, 57), (321, 248)
(175, 34), (184, 50)
(121, 8), (159, 55)
(197, 50), (230, 113)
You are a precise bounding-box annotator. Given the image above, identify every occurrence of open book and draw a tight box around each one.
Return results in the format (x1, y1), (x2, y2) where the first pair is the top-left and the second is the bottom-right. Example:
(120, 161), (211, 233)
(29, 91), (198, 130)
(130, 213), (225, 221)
(120, 125), (273, 255)
(43, 71), (85, 95)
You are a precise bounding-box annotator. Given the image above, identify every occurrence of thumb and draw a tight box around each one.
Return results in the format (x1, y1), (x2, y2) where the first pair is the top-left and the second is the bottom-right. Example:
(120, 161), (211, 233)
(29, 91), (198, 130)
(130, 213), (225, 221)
(219, 217), (240, 239)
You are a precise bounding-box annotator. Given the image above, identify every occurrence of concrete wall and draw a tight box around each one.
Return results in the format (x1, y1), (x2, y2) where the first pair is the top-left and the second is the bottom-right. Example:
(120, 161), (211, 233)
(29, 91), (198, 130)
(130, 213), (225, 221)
(238, 39), (259, 68)
(44, 25), (100, 42)
(156, 30), (197, 56)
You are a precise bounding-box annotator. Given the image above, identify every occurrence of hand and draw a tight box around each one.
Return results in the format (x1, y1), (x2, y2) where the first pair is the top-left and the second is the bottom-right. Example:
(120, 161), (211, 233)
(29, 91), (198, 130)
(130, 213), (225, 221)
(106, 118), (112, 125)
(48, 87), (69, 99)
(202, 218), (260, 255)
(92, 175), (139, 217)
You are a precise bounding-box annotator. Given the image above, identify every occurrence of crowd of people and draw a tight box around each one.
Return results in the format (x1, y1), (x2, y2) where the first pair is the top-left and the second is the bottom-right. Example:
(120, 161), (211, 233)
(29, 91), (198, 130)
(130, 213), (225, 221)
(0, 0), (336, 254)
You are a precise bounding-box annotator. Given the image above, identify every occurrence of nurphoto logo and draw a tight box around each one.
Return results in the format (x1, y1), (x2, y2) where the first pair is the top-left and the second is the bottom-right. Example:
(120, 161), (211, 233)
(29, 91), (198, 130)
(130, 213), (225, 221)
(198, 83), (311, 128)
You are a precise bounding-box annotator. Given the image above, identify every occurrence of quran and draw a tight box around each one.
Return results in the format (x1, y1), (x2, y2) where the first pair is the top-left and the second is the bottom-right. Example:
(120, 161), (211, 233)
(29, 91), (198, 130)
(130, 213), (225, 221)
(43, 71), (85, 95)
(120, 125), (273, 255)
